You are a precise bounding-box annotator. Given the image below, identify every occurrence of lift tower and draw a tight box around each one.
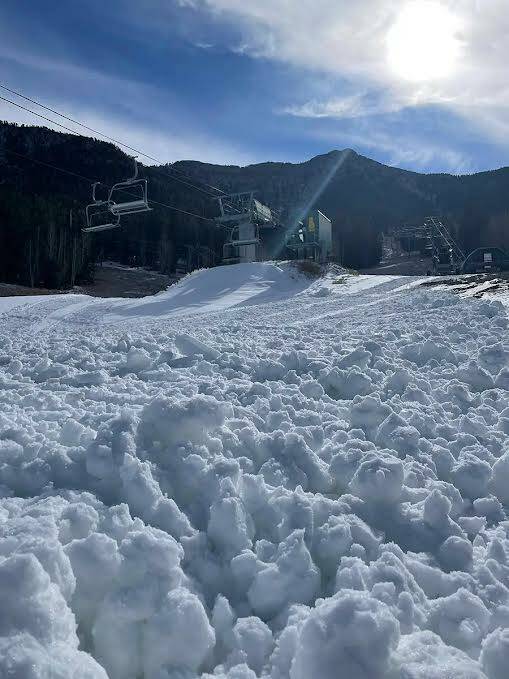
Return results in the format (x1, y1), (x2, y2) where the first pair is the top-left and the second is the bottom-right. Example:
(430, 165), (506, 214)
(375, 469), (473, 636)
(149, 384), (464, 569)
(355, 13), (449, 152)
(215, 192), (280, 264)
(394, 217), (465, 274)
(424, 217), (465, 274)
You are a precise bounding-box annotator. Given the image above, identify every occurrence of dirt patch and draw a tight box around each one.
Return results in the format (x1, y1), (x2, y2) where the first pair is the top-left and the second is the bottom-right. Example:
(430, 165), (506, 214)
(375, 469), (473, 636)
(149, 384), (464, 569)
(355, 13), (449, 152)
(0, 264), (175, 299)
(77, 264), (174, 298)
(292, 260), (323, 278)
(420, 275), (487, 288)
(0, 283), (65, 297)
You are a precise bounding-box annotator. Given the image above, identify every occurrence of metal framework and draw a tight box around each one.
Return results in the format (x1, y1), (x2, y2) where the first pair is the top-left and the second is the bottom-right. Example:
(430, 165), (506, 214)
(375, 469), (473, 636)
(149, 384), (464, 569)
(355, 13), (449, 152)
(424, 217), (465, 271)
(394, 217), (465, 274)
(215, 192), (280, 263)
(215, 192), (274, 226)
(83, 157), (151, 234)
(84, 183), (121, 233)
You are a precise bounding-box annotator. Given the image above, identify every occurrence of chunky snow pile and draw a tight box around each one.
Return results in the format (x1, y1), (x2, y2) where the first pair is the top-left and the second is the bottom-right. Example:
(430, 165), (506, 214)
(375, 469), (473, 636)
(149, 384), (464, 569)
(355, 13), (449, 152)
(0, 263), (508, 678)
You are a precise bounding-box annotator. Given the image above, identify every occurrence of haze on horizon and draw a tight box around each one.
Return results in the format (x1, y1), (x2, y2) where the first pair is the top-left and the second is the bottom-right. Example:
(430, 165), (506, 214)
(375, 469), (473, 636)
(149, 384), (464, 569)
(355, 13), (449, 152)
(0, 0), (507, 174)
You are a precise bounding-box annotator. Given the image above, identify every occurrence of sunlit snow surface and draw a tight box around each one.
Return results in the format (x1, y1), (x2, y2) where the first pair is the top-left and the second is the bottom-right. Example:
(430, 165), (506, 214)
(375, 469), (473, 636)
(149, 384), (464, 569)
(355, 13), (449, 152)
(0, 262), (508, 679)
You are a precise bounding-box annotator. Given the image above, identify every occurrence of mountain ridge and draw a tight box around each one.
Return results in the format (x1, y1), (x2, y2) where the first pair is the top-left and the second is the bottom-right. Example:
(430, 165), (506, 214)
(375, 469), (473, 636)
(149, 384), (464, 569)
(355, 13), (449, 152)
(174, 147), (509, 178)
(0, 121), (508, 286)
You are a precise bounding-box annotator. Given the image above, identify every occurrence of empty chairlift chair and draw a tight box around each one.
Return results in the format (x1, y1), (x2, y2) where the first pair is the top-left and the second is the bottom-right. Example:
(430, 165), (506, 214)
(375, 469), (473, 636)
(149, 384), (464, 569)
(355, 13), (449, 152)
(83, 183), (121, 233)
(82, 157), (151, 234)
(109, 156), (151, 218)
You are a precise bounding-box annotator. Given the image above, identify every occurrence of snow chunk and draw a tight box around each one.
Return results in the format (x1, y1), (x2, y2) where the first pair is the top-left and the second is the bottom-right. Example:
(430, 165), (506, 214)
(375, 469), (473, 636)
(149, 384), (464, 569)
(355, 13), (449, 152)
(175, 333), (220, 360)
(0, 553), (107, 678)
(427, 588), (490, 657)
(246, 530), (320, 619)
(124, 347), (152, 373)
(228, 616), (273, 674)
(143, 587), (215, 676)
(138, 394), (232, 448)
(349, 453), (404, 504)
(290, 590), (400, 679)
(490, 453), (509, 506)
(481, 627), (509, 679)
(208, 493), (254, 559)
(394, 630), (486, 678)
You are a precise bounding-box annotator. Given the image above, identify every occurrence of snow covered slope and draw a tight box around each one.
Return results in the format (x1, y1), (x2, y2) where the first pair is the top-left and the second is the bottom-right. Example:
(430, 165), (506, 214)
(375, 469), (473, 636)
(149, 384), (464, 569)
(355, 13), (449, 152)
(0, 263), (508, 679)
(111, 261), (322, 318)
(0, 262), (401, 324)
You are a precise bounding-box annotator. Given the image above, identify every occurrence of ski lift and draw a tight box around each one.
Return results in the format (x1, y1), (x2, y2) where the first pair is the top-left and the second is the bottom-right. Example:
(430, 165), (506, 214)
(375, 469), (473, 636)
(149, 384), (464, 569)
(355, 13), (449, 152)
(83, 183), (121, 233)
(83, 158), (151, 234)
(109, 156), (151, 217)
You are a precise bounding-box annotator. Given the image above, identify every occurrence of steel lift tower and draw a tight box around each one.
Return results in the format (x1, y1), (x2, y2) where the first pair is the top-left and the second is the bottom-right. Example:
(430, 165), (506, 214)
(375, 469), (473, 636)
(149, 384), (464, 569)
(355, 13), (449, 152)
(424, 217), (465, 274)
(394, 217), (465, 274)
(215, 192), (281, 264)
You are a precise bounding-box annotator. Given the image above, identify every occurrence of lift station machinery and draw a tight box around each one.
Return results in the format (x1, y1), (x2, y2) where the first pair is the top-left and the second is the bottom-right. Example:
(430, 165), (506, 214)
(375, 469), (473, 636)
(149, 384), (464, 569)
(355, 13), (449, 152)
(285, 210), (333, 264)
(215, 192), (333, 265)
(215, 192), (282, 264)
(424, 216), (465, 274)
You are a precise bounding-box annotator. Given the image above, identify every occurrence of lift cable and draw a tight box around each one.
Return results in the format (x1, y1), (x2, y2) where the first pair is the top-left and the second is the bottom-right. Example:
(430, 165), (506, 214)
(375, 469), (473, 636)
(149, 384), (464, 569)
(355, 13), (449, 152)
(0, 86), (245, 221)
(0, 83), (228, 197)
(0, 91), (219, 200)
(3, 147), (215, 222)
(0, 94), (85, 138)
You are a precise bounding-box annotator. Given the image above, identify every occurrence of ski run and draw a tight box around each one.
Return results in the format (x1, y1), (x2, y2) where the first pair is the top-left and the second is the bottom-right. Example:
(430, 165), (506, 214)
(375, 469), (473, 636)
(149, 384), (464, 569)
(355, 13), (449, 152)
(1, 262), (509, 679)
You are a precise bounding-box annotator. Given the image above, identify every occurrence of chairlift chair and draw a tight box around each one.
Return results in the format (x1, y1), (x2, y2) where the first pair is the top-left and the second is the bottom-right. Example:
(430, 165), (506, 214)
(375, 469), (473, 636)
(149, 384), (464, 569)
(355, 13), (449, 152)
(83, 183), (121, 233)
(108, 156), (151, 217)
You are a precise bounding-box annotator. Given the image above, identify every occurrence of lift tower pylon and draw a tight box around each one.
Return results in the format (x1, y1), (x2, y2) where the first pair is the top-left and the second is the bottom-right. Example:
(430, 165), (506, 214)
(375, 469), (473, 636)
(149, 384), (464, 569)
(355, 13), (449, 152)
(215, 192), (280, 264)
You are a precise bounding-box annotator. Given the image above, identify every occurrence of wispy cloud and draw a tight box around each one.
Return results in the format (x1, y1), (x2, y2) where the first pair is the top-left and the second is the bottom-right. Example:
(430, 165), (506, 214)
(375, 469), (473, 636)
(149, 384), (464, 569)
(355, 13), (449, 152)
(189, 0), (509, 146)
(1, 0), (507, 173)
(281, 93), (404, 120)
(0, 48), (257, 166)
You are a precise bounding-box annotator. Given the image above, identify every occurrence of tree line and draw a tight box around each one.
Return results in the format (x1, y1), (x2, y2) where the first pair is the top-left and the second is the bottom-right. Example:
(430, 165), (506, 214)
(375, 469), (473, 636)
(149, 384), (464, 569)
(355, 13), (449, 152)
(0, 122), (224, 288)
(1, 121), (508, 290)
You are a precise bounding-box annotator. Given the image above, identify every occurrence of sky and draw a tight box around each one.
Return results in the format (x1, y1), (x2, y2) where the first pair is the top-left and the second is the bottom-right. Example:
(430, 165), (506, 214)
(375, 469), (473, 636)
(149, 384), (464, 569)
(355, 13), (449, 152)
(0, 0), (508, 174)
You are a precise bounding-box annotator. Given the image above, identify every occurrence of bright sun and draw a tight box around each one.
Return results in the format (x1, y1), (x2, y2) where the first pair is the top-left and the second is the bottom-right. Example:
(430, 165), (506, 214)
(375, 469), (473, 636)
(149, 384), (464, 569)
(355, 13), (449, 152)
(387, 1), (462, 82)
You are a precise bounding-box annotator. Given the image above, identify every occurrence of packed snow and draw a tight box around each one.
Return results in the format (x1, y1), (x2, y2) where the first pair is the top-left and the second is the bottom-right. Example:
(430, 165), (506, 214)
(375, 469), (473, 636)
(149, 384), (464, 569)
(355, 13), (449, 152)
(0, 261), (508, 679)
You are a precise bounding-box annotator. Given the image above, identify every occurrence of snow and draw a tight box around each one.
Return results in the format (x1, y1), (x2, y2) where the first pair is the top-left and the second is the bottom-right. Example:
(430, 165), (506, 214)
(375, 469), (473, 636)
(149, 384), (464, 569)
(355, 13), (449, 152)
(0, 261), (508, 678)
(424, 276), (509, 309)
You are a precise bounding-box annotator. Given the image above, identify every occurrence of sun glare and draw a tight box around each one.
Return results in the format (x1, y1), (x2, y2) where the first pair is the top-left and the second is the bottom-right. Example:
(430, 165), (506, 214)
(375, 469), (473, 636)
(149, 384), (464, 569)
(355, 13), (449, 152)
(387, 1), (462, 82)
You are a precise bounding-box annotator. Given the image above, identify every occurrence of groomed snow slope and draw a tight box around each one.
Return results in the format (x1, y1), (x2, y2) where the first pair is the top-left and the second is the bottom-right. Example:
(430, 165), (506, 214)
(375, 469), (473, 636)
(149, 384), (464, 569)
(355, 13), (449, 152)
(0, 262), (508, 679)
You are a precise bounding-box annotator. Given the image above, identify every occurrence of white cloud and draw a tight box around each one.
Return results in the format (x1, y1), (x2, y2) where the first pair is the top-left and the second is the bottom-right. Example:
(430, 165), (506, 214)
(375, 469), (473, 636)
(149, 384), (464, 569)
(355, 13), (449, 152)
(0, 99), (257, 167)
(189, 0), (509, 144)
(0, 50), (257, 166)
(281, 93), (404, 120)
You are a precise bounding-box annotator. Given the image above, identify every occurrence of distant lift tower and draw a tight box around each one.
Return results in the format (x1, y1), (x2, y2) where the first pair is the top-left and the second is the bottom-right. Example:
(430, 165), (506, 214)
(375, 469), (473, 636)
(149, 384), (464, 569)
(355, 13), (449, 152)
(424, 216), (465, 274)
(394, 217), (465, 275)
(215, 192), (280, 264)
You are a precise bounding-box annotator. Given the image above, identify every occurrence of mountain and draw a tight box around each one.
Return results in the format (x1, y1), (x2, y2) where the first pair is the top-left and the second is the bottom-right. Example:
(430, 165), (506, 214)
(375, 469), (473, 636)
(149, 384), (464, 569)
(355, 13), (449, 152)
(1, 121), (508, 288)
(175, 150), (509, 263)
(177, 148), (509, 224)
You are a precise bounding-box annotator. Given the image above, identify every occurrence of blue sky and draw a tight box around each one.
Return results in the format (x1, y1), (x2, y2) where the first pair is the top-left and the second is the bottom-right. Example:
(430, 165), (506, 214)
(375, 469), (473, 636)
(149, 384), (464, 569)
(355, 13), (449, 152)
(0, 0), (507, 174)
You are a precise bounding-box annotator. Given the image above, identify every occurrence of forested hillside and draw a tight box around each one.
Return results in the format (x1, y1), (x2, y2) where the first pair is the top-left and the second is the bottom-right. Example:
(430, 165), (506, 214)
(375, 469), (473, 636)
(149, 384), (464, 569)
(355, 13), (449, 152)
(179, 151), (509, 266)
(0, 122), (220, 288)
(1, 121), (509, 288)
